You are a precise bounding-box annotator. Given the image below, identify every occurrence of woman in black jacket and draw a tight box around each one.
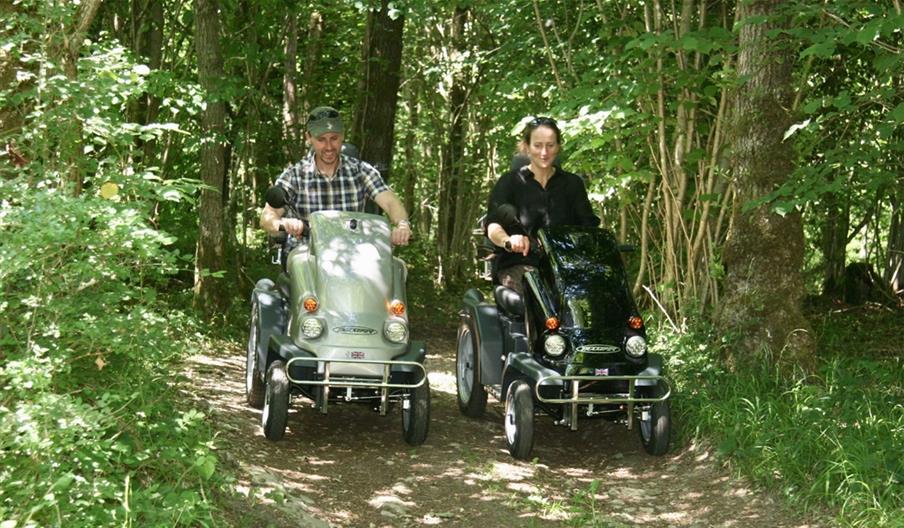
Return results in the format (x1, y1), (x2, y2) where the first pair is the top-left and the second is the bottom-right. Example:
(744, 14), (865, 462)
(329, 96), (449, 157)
(484, 117), (599, 294)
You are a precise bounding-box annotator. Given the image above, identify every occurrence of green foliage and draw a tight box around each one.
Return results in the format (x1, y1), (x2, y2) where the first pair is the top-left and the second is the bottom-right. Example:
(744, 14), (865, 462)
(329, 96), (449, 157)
(566, 480), (632, 528)
(0, 179), (225, 526)
(0, 5), (229, 524)
(653, 309), (904, 527)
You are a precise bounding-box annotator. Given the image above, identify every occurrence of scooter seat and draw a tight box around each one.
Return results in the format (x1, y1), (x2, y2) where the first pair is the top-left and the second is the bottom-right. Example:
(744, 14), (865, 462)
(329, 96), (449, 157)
(494, 285), (524, 317)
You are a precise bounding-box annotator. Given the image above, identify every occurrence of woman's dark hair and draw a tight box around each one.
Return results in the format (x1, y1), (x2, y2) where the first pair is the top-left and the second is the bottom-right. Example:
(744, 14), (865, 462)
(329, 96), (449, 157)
(521, 116), (562, 145)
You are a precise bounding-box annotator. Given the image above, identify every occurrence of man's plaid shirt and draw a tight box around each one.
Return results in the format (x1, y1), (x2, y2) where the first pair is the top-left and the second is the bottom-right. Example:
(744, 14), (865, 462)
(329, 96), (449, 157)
(275, 151), (389, 249)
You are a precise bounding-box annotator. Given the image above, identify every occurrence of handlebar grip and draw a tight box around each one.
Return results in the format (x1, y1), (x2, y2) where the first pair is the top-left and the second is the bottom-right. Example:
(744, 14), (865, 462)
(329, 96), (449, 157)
(273, 219), (310, 241)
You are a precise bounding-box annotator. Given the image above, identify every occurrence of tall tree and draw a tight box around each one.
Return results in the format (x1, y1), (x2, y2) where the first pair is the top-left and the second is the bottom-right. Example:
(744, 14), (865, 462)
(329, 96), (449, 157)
(58, 0), (103, 195)
(193, 0), (230, 314)
(349, 0), (404, 184)
(283, 8), (303, 160)
(436, 4), (469, 285)
(717, 0), (815, 373)
(299, 10), (324, 116)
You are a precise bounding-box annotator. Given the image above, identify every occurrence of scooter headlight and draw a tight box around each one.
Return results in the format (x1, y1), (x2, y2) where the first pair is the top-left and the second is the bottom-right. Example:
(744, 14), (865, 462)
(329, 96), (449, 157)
(384, 321), (408, 343)
(625, 335), (647, 357)
(301, 317), (323, 338)
(544, 334), (566, 357)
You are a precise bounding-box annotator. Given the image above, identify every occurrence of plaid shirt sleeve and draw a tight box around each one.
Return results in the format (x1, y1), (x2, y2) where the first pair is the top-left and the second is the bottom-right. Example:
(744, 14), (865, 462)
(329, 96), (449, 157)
(274, 164), (300, 212)
(355, 160), (390, 200)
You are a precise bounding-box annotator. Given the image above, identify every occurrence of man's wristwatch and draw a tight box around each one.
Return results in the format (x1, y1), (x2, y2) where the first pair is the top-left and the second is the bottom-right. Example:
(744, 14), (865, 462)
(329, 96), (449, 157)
(503, 238), (512, 251)
(396, 220), (411, 230)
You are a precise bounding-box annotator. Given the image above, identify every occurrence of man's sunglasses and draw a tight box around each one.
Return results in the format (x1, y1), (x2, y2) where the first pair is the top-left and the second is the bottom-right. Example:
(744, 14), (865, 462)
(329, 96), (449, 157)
(309, 109), (340, 121)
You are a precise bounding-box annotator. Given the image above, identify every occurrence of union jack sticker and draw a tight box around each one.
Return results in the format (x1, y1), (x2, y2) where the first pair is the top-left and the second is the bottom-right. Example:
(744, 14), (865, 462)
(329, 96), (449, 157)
(594, 368), (609, 376)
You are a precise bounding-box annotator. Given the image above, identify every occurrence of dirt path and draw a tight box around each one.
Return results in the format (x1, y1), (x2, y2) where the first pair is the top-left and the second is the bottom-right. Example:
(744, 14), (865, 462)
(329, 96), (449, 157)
(187, 329), (828, 528)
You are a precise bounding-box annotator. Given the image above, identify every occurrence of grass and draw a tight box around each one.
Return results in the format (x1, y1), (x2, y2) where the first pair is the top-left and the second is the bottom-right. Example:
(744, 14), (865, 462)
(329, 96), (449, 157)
(657, 303), (904, 527)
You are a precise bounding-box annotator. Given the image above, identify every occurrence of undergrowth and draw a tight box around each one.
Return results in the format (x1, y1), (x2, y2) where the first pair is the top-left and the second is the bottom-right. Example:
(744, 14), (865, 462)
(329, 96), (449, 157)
(0, 183), (228, 527)
(655, 305), (904, 527)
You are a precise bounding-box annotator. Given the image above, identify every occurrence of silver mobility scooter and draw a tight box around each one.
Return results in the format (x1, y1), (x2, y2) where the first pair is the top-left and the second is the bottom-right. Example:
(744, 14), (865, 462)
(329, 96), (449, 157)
(246, 187), (430, 445)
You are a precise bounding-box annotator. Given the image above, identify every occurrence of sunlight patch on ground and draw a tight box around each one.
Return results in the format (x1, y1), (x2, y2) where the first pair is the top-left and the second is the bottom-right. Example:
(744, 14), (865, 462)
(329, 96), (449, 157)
(368, 492), (416, 512)
(507, 481), (540, 495)
(607, 466), (640, 480)
(489, 461), (535, 480)
(427, 371), (457, 394)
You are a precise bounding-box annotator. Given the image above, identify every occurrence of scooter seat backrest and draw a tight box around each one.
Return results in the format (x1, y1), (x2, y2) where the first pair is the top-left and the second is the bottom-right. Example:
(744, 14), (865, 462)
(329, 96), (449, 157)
(494, 285), (524, 317)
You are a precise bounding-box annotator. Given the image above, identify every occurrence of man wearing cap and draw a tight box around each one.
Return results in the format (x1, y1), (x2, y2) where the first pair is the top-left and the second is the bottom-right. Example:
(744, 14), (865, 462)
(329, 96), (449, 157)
(260, 106), (412, 248)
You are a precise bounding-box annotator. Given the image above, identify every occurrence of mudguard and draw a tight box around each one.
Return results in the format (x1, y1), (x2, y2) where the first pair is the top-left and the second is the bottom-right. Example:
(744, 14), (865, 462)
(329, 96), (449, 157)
(635, 353), (665, 386)
(269, 333), (315, 360)
(461, 288), (504, 386)
(503, 351), (563, 400)
(392, 340), (427, 372)
(252, 278), (288, 370)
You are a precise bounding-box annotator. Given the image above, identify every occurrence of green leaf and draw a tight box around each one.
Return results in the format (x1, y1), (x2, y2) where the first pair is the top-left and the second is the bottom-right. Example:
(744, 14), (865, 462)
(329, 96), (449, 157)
(802, 98), (822, 114)
(51, 473), (75, 491)
(194, 455), (216, 481)
(718, 434), (738, 455)
(856, 20), (882, 45)
(891, 103), (904, 124)
(800, 41), (835, 59)
(680, 35), (699, 51)
(832, 92), (851, 110)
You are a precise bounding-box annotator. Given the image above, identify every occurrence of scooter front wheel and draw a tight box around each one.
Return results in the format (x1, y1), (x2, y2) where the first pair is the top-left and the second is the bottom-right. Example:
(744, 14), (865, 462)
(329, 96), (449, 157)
(504, 380), (534, 460)
(402, 371), (430, 446)
(262, 360), (290, 441)
(638, 380), (671, 455)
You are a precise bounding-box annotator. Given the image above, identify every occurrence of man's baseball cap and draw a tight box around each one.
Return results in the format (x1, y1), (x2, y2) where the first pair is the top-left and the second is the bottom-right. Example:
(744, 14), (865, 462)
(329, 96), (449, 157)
(307, 106), (344, 137)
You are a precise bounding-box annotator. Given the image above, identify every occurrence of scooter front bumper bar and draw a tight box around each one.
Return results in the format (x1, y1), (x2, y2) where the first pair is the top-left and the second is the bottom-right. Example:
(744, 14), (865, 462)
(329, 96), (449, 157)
(534, 374), (671, 431)
(285, 357), (427, 416)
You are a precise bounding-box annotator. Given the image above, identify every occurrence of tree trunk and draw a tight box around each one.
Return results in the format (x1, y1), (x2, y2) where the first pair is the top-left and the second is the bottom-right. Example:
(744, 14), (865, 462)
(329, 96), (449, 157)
(886, 175), (904, 294)
(122, 0), (164, 163)
(60, 0), (103, 195)
(820, 189), (849, 298)
(0, 0), (29, 146)
(283, 10), (302, 160)
(436, 5), (468, 285)
(193, 0), (230, 315)
(350, 0), (404, 185)
(300, 11), (323, 116)
(717, 0), (815, 374)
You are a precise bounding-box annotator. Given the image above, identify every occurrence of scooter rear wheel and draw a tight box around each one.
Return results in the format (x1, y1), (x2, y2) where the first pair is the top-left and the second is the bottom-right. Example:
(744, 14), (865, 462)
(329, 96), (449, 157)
(456, 321), (487, 417)
(245, 300), (265, 408)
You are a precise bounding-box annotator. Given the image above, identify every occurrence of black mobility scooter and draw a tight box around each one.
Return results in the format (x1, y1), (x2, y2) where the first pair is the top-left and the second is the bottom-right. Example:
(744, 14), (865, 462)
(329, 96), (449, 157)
(456, 225), (671, 459)
(246, 187), (430, 446)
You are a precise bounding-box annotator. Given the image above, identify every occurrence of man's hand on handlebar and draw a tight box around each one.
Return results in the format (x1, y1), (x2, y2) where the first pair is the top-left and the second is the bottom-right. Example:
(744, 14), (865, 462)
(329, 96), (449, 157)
(280, 218), (305, 237)
(391, 224), (411, 246)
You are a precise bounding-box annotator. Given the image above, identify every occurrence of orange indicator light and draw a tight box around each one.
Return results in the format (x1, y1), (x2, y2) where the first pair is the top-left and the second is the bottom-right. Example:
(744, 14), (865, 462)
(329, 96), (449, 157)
(303, 297), (319, 313)
(390, 300), (405, 316)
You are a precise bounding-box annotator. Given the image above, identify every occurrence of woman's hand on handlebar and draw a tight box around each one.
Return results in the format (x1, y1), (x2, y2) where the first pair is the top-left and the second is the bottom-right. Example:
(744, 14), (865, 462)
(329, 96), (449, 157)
(508, 234), (530, 256)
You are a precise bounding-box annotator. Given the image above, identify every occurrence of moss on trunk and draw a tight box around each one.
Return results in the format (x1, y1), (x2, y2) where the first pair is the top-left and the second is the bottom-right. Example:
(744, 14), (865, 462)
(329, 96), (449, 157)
(717, 0), (815, 374)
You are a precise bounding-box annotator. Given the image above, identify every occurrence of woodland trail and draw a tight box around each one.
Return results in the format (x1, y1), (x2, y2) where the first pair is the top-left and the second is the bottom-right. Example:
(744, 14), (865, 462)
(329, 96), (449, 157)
(186, 328), (829, 528)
